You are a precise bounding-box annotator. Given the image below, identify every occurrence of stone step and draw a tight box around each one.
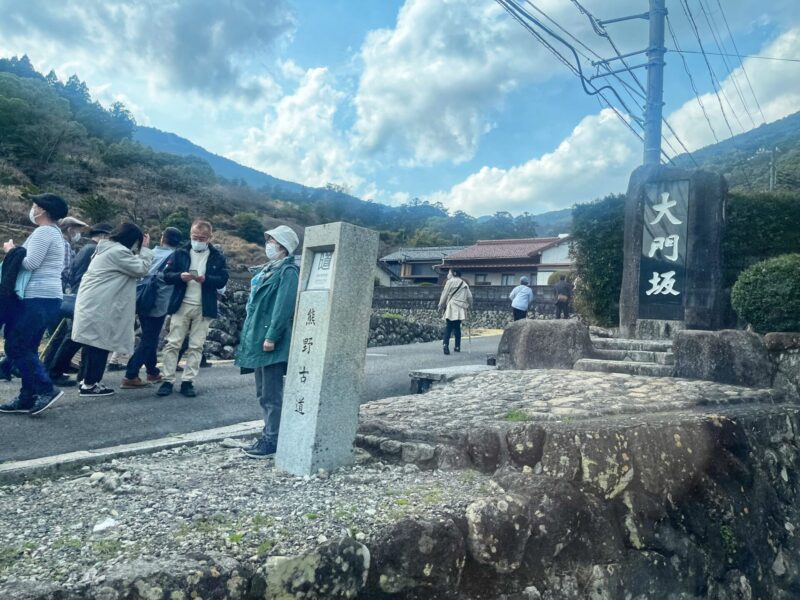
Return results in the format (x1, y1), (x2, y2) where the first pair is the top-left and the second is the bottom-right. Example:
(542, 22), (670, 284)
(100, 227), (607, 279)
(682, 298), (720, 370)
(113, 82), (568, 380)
(591, 348), (674, 366)
(573, 358), (674, 377)
(590, 337), (673, 353)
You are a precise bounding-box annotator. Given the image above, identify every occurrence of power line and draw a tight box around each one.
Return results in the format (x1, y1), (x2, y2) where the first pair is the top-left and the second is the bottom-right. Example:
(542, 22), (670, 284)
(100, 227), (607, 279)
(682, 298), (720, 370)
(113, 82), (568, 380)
(565, 0), (697, 165)
(696, 0), (755, 128)
(669, 49), (800, 64)
(678, 0), (742, 137)
(666, 14), (720, 143)
(712, 0), (766, 123)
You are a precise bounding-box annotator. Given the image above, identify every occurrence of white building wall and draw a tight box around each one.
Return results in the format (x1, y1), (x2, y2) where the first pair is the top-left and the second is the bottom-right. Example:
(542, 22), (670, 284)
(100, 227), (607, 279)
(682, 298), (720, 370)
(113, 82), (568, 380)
(540, 241), (572, 264)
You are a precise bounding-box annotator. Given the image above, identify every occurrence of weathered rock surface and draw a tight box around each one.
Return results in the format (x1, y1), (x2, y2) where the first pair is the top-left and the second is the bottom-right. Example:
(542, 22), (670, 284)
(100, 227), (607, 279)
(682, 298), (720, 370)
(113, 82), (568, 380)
(3, 369), (800, 599)
(673, 329), (775, 387)
(496, 320), (592, 370)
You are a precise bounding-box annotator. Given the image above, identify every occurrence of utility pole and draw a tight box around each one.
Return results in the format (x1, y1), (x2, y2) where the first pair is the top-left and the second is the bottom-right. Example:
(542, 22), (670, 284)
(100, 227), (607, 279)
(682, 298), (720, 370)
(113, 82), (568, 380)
(643, 0), (667, 166)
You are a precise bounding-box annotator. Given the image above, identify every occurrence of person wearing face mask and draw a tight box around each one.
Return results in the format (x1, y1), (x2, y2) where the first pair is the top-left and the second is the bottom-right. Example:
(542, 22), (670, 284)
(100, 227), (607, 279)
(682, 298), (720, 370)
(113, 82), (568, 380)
(0, 193), (68, 416)
(236, 225), (300, 458)
(157, 220), (228, 398)
(71, 223), (153, 397)
(57, 216), (88, 293)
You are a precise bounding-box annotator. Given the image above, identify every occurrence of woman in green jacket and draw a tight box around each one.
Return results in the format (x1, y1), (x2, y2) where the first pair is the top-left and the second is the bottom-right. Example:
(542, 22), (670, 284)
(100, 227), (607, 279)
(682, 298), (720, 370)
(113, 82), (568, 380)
(236, 225), (300, 458)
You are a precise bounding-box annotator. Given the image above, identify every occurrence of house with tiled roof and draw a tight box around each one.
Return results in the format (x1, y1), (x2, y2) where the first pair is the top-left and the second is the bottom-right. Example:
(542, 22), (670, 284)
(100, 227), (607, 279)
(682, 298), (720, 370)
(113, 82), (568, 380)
(437, 235), (573, 286)
(379, 246), (467, 285)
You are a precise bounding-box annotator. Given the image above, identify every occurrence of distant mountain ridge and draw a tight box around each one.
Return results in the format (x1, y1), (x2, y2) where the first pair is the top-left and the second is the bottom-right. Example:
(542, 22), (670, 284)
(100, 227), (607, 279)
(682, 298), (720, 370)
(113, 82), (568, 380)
(134, 126), (305, 194)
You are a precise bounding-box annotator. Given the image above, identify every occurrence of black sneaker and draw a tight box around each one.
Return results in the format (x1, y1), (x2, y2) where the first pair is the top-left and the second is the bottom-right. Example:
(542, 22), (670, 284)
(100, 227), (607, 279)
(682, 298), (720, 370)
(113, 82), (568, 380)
(242, 438), (277, 459)
(443, 346), (450, 355)
(0, 396), (34, 414)
(51, 374), (77, 387)
(157, 382), (173, 397)
(79, 383), (115, 397)
(454, 347), (461, 353)
(29, 390), (65, 416)
(180, 381), (197, 397)
(106, 363), (125, 372)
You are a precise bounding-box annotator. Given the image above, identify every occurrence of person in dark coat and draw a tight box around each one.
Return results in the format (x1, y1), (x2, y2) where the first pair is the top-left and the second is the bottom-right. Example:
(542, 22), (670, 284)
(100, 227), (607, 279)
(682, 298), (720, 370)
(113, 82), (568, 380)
(554, 275), (573, 319)
(156, 220), (228, 398)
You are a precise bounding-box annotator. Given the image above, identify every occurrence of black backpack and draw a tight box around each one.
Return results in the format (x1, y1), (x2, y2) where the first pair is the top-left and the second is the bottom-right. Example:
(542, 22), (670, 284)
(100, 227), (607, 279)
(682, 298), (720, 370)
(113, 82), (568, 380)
(135, 255), (170, 314)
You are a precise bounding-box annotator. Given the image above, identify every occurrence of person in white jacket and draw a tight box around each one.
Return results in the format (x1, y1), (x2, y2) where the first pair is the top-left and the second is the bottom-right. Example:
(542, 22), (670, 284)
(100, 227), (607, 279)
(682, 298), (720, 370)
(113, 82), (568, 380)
(438, 269), (472, 355)
(509, 276), (533, 321)
(71, 223), (152, 397)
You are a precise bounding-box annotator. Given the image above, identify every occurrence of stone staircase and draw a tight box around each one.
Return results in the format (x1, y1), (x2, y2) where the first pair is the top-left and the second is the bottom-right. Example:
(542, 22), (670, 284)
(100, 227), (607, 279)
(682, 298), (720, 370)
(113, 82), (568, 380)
(574, 337), (675, 377)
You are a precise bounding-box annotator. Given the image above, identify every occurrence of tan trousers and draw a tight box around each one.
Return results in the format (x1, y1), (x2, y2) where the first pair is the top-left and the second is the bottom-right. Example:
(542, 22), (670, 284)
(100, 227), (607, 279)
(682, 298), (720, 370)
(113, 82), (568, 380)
(161, 303), (211, 384)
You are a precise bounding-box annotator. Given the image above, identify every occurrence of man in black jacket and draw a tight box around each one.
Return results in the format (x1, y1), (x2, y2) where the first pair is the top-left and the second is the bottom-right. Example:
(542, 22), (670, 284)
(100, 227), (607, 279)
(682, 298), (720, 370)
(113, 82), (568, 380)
(156, 220), (228, 398)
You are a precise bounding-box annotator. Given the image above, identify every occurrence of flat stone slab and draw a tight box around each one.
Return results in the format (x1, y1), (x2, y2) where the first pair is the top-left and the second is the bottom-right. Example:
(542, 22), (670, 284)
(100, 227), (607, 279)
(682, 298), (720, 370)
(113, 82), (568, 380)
(408, 364), (495, 382)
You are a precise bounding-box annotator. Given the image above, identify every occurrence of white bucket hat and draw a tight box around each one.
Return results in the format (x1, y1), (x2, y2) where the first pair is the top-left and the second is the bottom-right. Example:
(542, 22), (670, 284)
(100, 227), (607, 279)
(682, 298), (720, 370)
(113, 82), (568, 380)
(265, 225), (300, 255)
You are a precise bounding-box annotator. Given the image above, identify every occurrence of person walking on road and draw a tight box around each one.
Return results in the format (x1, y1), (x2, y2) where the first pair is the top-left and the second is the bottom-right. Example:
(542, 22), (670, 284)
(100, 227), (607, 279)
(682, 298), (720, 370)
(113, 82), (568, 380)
(236, 226), (300, 459)
(0, 193), (68, 416)
(156, 220), (228, 398)
(57, 216), (87, 293)
(438, 269), (472, 355)
(554, 275), (573, 319)
(121, 227), (182, 388)
(509, 276), (533, 321)
(71, 223), (153, 397)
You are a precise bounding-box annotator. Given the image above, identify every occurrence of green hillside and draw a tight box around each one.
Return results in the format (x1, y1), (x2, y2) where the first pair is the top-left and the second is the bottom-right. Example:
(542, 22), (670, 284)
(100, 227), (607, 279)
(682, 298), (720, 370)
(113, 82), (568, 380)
(673, 111), (800, 192)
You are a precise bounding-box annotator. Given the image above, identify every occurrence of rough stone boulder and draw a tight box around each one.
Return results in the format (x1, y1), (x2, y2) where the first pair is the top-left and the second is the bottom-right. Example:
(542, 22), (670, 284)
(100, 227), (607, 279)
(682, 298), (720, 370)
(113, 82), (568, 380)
(496, 320), (592, 370)
(251, 536), (370, 599)
(765, 332), (800, 403)
(673, 329), (775, 387)
(368, 517), (466, 595)
(466, 493), (532, 573)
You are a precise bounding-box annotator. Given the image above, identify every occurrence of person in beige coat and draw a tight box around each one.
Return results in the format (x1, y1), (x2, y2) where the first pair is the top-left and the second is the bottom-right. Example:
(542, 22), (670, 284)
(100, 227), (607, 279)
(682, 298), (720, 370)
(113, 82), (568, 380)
(72, 223), (152, 397)
(438, 269), (472, 355)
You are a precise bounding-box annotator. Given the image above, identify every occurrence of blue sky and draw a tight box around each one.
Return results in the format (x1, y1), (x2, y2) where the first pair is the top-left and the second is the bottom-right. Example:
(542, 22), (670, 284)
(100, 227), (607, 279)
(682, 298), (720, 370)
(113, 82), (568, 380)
(1, 0), (799, 216)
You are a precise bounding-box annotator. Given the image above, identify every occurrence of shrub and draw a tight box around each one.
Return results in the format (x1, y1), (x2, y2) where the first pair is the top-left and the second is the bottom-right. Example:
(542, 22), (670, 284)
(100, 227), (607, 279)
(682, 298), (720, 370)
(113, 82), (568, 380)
(235, 211), (264, 244)
(161, 208), (192, 240)
(77, 194), (118, 224)
(731, 254), (800, 333)
(570, 194), (625, 326)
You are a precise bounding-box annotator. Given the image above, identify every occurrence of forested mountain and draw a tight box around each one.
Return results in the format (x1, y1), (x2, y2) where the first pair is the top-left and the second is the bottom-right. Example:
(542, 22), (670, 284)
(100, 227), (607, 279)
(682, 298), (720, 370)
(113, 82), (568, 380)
(133, 126), (305, 195)
(674, 111), (800, 192)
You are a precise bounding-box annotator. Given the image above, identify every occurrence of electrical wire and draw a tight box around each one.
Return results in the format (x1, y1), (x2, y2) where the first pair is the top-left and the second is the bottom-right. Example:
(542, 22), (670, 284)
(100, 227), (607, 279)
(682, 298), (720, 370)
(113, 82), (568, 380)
(713, 0), (766, 123)
(697, 0), (755, 128)
(666, 15), (720, 143)
(669, 49), (800, 64)
(678, 0), (742, 137)
(564, 0), (696, 164)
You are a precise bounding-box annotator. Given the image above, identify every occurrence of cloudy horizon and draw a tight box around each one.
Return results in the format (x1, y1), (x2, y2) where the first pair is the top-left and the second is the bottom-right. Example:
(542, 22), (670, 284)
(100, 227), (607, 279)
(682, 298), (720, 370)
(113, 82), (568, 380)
(1, 0), (798, 216)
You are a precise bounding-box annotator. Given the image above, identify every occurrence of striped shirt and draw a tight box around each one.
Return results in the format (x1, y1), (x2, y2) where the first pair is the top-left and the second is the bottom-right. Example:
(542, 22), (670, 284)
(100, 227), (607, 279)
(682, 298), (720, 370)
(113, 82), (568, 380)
(22, 225), (65, 299)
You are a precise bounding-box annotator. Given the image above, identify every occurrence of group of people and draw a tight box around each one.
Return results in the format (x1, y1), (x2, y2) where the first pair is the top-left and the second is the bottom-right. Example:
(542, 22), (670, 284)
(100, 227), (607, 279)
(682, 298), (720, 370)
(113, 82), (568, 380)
(436, 270), (574, 356)
(0, 202), (233, 411)
(0, 192), (302, 459)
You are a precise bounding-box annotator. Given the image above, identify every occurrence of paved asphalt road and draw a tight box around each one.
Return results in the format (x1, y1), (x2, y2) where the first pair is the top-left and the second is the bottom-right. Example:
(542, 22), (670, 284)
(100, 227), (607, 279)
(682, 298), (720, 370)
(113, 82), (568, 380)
(0, 334), (501, 463)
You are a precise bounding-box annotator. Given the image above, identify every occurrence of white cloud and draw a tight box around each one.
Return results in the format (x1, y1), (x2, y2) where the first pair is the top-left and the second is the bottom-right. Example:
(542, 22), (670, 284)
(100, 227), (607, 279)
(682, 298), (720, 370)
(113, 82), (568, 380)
(353, 0), (555, 166)
(228, 67), (363, 191)
(429, 109), (639, 215)
(665, 27), (800, 151)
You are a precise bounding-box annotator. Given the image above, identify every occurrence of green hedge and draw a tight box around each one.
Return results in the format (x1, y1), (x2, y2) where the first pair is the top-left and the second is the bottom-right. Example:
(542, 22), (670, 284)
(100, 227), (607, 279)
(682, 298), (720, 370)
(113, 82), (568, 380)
(569, 190), (800, 327)
(731, 254), (800, 333)
(723, 191), (800, 287)
(570, 194), (625, 326)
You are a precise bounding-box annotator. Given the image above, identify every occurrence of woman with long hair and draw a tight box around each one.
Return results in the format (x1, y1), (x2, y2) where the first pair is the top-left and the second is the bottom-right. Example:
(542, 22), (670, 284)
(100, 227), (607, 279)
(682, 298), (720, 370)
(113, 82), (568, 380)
(71, 223), (152, 396)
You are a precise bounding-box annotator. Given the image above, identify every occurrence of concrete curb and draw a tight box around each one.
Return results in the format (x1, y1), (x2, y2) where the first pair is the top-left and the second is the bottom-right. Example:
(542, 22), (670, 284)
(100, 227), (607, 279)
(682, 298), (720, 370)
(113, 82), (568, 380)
(0, 420), (262, 484)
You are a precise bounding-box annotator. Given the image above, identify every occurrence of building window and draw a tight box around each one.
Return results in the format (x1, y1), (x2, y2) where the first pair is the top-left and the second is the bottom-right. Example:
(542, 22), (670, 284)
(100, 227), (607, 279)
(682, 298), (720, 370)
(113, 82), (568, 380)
(501, 274), (515, 286)
(474, 273), (489, 285)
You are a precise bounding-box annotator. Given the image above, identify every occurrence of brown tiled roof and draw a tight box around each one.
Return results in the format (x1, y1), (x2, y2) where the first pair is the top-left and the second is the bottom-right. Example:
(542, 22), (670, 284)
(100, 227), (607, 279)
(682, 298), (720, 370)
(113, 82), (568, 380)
(444, 237), (563, 261)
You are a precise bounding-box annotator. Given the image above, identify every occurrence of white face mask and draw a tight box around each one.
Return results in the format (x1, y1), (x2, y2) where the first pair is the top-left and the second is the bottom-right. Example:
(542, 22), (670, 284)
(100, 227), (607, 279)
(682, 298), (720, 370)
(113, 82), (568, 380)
(71, 232), (81, 243)
(29, 207), (40, 224)
(265, 242), (281, 261)
(191, 240), (208, 252)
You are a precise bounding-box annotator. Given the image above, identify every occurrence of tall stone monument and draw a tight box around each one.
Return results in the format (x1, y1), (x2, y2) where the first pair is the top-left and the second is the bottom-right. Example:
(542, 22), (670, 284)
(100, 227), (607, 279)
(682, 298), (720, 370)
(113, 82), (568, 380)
(619, 165), (726, 339)
(275, 222), (379, 476)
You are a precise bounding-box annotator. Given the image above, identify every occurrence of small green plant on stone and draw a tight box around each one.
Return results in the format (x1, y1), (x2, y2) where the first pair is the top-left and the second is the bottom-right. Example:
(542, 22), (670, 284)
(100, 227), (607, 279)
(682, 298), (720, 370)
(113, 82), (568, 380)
(504, 409), (530, 422)
(53, 536), (83, 550)
(394, 498), (410, 507)
(257, 539), (275, 557)
(92, 538), (123, 559)
(251, 514), (274, 529)
(720, 525), (737, 556)
(304, 512), (319, 520)
(381, 312), (403, 319)
(228, 532), (245, 544)
(459, 469), (479, 483)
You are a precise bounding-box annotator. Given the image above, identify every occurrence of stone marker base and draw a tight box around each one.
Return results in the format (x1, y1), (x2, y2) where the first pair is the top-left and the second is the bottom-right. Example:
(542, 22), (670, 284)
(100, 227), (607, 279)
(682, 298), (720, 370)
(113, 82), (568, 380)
(635, 318), (685, 340)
